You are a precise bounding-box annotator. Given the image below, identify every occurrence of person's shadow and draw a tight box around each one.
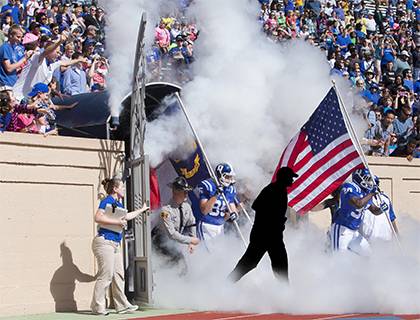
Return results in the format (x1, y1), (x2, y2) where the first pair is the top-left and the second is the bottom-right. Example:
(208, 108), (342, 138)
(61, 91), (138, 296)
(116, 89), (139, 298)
(50, 242), (95, 312)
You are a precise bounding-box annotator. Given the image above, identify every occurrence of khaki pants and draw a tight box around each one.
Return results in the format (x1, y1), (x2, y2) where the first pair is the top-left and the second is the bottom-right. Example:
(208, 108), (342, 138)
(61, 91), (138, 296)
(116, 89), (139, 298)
(90, 236), (131, 313)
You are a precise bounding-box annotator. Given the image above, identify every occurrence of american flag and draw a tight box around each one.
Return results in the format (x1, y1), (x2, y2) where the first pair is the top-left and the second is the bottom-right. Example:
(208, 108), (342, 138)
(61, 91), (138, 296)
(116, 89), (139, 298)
(274, 88), (364, 214)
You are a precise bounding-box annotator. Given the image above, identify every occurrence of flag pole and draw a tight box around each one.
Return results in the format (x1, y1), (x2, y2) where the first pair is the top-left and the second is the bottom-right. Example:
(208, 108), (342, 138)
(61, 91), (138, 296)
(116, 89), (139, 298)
(239, 202), (253, 224)
(331, 81), (403, 251)
(173, 92), (248, 247)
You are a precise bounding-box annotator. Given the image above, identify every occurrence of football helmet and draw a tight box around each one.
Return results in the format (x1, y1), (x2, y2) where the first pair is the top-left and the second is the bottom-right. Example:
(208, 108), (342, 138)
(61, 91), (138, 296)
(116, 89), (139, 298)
(352, 168), (374, 192)
(215, 163), (236, 187)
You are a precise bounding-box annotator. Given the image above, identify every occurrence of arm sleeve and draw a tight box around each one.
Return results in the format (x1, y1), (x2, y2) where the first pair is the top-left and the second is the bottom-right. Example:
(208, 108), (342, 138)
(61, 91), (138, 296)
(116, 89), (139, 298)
(388, 201), (396, 221)
(98, 198), (110, 210)
(198, 181), (214, 200)
(3, 45), (14, 63)
(161, 212), (193, 244)
(62, 69), (73, 95)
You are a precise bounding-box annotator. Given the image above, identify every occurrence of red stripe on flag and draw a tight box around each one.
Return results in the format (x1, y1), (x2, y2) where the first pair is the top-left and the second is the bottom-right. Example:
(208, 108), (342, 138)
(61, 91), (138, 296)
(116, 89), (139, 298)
(272, 133), (301, 183)
(288, 139), (354, 193)
(298, 162), (365, 213)
(289, 150), (361, 208)
(286, 132), (307, 168)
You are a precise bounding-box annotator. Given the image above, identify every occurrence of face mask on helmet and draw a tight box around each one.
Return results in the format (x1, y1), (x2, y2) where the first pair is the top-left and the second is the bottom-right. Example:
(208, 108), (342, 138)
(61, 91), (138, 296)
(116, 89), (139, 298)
(215, 163), (236, 187)
(352, 169), (374, 192)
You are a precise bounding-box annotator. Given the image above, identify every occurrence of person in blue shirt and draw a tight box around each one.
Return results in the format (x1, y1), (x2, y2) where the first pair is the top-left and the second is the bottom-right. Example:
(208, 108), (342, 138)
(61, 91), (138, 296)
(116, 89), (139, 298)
(0, 25), (32, 86)
(362, 83), (381, 105)
(0, 90), (12, 132)
(1, 0), (20, 25)
(196, 163), (239, 243)
(336, 26), (352, 55)
(330, 168), (384, 255)
(91, 177), (149, 316)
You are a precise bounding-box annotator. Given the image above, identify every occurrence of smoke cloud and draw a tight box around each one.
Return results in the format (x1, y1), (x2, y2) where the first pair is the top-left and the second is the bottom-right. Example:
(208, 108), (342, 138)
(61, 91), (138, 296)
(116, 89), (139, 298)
(153, 216), (420, 314)
(99, 0), (161, 117)
(145, 0), (334, 197)
(141, 0), (420, 315)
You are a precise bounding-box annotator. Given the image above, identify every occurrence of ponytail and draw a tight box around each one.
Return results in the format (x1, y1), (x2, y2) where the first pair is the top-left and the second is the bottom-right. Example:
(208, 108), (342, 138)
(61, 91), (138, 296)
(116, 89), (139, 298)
(101, 177), (122, 195)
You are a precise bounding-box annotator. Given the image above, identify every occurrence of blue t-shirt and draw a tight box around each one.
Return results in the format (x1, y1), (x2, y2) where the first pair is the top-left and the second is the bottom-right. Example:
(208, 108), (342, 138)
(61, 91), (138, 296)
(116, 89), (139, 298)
(362, 89), (381, 105)
(381, 48), (395, 65)
(1, 4), (20, 24)
(197, 179), (236, 225)
(336, 34), (352, 53)
(15, 44), (25, 61)
(334, 182), (368, 230)
(0, 112), (12, 132)
(0, 42), (20, 86)
(97, 195), (124, 242)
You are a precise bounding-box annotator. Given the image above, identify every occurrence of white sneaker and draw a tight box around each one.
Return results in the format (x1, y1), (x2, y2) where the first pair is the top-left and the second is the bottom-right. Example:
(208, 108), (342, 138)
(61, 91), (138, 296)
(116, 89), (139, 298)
(92, 310), (109, 316)
(117, 305), (138, 314)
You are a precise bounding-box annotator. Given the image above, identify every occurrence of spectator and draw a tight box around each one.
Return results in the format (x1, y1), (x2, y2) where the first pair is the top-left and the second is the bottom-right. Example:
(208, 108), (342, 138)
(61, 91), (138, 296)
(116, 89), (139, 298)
(1, 0), (20, 25)
(390, 136), (418, 160)
(393, 50), (412, 74)
(13, 33), (86, 100)
(364, 109), (397, 156)
(393, 104), (414, 144)
(62, 52), (87, 96)
(0, 88), (12, 132)
(0, 25), (32, 87)
(83, 5), (101, 31)
(88, 55), (108, 92)
(155, 20), (170, 53)
(1, 14), (12, 34)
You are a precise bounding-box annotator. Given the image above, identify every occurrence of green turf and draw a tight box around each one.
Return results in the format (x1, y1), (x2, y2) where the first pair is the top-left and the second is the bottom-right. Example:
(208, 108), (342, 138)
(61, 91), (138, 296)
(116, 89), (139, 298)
(0, 308), (194, 320)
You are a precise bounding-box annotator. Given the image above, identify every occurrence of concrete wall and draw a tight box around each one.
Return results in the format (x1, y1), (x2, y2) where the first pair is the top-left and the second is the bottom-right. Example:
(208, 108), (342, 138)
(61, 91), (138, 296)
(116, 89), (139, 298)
(0, 132), (124, 317)
(308, 156), (420, 229)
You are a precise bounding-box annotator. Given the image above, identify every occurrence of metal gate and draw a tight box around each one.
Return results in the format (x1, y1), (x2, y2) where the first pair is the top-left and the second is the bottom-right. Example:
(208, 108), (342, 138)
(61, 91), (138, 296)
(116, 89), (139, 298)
(124, 12), (153, 304)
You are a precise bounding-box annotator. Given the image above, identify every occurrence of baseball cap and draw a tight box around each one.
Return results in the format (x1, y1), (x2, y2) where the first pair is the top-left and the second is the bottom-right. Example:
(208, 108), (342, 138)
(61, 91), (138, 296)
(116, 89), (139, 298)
(22, 33), (39, 45)
(83, 38), (96, 48)
(277, 167), (299, 179)
(401, 50), (410, 57)
(27, 83), (49, 97)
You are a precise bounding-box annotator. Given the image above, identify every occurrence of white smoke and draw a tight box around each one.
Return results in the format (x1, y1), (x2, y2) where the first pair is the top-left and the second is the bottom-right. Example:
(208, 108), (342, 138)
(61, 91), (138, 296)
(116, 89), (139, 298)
(99, 0), (161, 117)
(152, 216), (420, 314)
(145, 0), (333, 197)
(141, 0), (420, 315)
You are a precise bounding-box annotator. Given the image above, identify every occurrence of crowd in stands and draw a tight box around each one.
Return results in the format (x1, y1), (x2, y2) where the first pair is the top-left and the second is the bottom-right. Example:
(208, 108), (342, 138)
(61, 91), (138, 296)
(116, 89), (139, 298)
(1, 0), (419, 161)
(0, 0), (108, 136)
(258, 0), (420, 160)
(147, 7), (198, 85)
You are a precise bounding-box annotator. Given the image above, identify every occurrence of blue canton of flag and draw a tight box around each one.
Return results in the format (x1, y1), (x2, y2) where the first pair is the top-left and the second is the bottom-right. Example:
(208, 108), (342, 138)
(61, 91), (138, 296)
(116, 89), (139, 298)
(303, 89), (348, 154)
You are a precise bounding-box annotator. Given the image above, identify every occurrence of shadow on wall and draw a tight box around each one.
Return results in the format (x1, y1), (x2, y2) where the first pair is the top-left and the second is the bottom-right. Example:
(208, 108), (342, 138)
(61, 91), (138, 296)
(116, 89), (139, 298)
(50, 242), (95, 312)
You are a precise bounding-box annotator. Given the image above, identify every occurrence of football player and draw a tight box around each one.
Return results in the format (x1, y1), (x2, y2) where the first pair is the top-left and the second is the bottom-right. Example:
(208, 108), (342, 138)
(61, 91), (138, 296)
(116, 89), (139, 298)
(196, 163), (239, 242)
(330, 168), (385, 255)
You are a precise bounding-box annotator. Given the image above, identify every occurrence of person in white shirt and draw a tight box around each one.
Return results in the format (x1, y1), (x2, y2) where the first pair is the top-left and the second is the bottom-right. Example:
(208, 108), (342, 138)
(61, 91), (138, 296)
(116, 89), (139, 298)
(13, 32), (85, 100)
(360, 176), (399, 243)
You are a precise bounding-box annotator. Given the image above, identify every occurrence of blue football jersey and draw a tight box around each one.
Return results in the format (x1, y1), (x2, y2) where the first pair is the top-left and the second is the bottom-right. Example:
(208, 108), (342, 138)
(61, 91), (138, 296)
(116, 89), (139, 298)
(197, 179), (236, 225)
(334, 182), (369, 230)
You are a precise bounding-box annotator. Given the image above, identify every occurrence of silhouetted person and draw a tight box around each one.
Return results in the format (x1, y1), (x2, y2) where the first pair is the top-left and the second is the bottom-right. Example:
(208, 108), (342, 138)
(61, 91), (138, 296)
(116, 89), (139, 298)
(228, 166), (298, 282)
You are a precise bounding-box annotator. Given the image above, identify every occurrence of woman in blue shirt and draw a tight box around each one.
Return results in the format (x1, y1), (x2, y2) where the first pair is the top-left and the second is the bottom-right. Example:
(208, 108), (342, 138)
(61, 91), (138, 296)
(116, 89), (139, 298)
(91, 177), (148, 316)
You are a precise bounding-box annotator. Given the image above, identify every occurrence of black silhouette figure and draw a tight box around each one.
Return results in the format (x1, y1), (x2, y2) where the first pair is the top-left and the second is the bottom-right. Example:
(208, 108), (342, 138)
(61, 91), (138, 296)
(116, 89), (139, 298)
(228, 167), (298, 282)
